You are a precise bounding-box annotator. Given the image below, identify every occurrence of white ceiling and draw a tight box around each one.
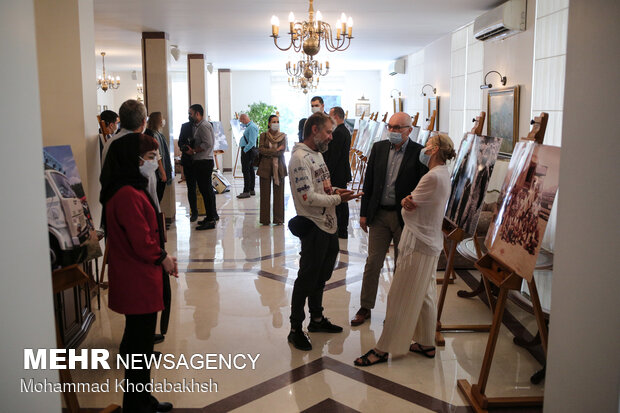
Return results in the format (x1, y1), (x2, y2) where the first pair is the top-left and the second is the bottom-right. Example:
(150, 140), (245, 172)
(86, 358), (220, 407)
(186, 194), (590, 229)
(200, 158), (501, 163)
(94, 0), (503, 72)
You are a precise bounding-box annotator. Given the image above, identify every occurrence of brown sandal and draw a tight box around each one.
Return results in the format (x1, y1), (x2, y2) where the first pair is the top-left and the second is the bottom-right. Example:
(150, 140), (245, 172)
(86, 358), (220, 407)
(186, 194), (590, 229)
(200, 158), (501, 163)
(354, 349), (389, 366)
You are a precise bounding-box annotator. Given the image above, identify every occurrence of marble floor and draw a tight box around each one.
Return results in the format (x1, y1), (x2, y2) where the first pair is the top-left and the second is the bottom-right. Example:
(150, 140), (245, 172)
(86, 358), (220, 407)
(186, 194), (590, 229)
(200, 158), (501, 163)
(73, 172), (545, 412)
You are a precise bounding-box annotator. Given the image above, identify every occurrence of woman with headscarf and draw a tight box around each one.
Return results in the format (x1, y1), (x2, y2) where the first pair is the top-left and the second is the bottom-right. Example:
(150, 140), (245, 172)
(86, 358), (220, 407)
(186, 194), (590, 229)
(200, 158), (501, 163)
(100, 133), (177, 412)
(257, 114), (288, 225)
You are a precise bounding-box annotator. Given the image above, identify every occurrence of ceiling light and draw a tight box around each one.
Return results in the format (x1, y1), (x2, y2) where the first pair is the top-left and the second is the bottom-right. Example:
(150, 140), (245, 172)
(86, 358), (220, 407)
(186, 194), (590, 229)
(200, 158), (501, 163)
(96, 52), (120, 92)
(421, 84), (436, 96)
(170, 45), (181, 61)
(270, 0), (354, 56)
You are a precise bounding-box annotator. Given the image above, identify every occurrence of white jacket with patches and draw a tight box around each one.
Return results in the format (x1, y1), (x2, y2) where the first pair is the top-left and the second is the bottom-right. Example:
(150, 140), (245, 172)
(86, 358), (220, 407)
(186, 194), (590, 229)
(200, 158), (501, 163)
(289, 143), (341, 234)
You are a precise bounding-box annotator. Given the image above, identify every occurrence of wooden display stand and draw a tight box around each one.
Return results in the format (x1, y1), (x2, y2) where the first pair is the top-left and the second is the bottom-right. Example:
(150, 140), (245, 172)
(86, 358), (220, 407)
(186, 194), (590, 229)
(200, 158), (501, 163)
(52, 265), (120, 413)
(412, 112), (419, 128)
(426, 109), (437, 131)
(456, 112), (551, 412)
(457, 255), (547, 412)
(435, 113), (493, 347)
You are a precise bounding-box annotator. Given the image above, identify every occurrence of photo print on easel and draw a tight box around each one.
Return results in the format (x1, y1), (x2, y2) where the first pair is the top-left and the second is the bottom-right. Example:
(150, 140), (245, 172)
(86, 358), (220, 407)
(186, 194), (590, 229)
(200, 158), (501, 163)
(44, 145), (102, 269)
(445, 133), (502, 235)
(485, 141), (560, 280)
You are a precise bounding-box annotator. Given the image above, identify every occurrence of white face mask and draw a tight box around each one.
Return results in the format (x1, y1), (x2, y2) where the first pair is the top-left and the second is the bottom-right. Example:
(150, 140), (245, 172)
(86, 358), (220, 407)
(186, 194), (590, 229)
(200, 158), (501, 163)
(139, 158), (159, 178)
(311, 106), (321, 114)
(270, 123), (280, 132)
(162, 119), (166, 127)
(388, 131), (403, 145)
(419, 147), (432, 167)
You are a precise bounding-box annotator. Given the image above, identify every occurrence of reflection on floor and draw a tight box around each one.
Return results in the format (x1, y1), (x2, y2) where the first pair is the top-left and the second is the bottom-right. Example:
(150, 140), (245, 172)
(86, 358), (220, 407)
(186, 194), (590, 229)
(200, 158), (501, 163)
(74, 173), (545, 412)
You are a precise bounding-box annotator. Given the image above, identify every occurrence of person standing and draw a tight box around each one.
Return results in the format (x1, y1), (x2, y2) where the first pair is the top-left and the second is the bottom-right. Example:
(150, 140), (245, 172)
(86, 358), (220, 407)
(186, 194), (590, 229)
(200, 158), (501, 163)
(185, 104), (218, 230)
(324, 106), (352, 238)
(297, 96), (326, 142)
(287, 112), (362, 351)
(145, 112), (173, 203)
(99, 133), (177, 412)
(237, 113), (258, 199)
(178, 120), (199, 221)
(350, 112), (428, 326)
(355, 134), (456, 366)
(257, 115), (287, 225)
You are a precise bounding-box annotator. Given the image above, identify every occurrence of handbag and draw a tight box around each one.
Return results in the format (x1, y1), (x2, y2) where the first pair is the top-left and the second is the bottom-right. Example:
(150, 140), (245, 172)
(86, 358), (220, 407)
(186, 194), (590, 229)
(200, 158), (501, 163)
(288, 215), (316, 238)
(251, 147), (260, 167)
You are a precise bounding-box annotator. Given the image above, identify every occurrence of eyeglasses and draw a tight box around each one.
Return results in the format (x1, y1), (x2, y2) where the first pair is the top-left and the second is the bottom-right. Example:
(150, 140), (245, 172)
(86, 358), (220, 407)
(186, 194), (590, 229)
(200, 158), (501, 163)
(386, 124), (410, 131)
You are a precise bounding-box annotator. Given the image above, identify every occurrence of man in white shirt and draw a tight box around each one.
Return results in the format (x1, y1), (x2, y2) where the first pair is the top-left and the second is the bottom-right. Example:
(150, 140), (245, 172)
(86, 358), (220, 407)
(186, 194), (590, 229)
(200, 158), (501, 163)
(287, 112), (361, 351)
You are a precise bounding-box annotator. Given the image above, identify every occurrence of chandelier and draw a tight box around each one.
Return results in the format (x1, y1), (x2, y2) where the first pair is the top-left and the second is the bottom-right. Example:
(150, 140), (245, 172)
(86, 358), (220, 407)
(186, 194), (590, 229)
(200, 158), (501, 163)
(96, 52), (120, 92)
(289, 75), (319, 94)
(270, 0), (353, 57)
(286, 53), (329, 80)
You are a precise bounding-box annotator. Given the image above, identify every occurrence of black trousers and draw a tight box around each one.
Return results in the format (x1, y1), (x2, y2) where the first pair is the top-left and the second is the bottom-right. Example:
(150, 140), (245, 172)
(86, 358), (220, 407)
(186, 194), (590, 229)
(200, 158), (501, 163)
(119, 312), (158, 413)
(336, 202), (349, 237)
(182, 160), (198, 216)
(193, 159), (217, 221)
(240, 150), (256, 193)
(156, 180), (166, 203)
(160, 270), (171, 335)
(290, 225), (339, 329)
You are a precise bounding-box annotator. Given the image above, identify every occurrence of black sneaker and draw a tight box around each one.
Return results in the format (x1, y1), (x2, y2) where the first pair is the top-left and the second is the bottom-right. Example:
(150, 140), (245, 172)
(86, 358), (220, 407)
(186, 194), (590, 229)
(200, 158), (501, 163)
(287, 330), (312, 351)
(308, 317), (343, 333)
(190, 213), (198, 222)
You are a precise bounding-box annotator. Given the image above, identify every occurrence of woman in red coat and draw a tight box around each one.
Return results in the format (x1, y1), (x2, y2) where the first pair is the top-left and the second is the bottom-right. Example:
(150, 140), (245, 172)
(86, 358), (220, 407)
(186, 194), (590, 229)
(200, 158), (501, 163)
(100, 133), (177, 413)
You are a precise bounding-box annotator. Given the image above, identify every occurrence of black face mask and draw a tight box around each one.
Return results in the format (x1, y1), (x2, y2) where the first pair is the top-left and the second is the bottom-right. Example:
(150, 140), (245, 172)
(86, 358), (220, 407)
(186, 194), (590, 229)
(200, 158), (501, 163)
(188, 116), (194, 123)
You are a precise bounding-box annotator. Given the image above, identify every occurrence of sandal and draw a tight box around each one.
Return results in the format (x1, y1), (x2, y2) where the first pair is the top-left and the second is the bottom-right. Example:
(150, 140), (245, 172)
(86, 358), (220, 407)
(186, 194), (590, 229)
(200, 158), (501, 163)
(409, 343), (436, 359)
(354, 349), (389, 366)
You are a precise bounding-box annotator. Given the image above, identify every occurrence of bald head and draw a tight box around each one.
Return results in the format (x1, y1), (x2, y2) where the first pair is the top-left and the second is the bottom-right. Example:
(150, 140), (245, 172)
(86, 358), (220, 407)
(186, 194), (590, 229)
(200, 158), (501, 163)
(389, 112), (412, 127)
(239, 114), (250, 125)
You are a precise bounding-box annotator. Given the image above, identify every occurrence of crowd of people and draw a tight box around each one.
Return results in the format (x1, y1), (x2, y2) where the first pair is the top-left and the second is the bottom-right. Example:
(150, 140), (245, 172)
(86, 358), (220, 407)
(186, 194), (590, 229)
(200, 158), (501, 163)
(97, 96), (457, 411)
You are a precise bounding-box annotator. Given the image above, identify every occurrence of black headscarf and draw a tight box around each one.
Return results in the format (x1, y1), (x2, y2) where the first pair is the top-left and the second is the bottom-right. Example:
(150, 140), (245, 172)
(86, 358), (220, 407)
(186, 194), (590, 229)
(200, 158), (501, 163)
(99, 133), (158, 229)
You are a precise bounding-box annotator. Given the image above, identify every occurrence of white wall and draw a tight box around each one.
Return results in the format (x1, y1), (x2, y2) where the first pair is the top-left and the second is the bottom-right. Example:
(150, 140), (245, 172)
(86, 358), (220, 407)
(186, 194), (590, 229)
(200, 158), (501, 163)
(0, 1), (61, 411)
(231, 70), (273, 115)
(544, 1), (620, 412)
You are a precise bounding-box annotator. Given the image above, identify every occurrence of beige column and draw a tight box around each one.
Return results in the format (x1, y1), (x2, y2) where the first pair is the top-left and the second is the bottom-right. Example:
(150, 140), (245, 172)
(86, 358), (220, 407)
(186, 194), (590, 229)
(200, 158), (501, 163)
(188, 54), (207, 109)
(141, 32), (176, 220)
(34, 0), (100, 224)
(218, 69), (233, 171)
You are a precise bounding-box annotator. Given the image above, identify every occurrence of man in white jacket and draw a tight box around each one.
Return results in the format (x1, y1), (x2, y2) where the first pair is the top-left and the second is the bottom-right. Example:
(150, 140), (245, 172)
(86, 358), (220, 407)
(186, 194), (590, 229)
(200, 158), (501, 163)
(287, 112), (361, 351)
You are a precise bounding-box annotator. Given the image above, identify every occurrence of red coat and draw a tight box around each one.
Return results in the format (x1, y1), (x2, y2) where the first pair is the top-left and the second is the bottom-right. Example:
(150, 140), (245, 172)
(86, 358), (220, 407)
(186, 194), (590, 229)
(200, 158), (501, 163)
(106, 186), (164, 315)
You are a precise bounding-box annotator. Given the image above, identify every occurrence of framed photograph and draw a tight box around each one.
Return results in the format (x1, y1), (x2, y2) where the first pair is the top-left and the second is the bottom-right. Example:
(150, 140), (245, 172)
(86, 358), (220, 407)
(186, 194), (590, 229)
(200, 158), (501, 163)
(426, 97), (440, 131)
(487, 86), (520, 155)
(355, 103), (370, 117)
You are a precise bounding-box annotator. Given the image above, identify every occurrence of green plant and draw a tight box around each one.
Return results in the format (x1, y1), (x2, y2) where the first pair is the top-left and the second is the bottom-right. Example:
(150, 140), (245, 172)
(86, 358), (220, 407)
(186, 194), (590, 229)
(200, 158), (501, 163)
(247, 102), (277, 135)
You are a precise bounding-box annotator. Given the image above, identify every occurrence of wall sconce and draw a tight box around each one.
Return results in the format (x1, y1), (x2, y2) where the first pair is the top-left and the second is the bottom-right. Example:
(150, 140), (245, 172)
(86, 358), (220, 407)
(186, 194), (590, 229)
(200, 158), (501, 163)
(480, 70), (507, 89)
(421, 84), (436, 96)
(390, 89), (402, 99)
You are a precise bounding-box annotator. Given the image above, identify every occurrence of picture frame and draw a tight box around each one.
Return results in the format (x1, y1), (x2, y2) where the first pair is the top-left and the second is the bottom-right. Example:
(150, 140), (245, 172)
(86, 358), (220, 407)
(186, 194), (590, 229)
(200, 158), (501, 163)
(487, 86), (520, 155)
(426, 96), (440, 131)
(355, 103), (370, 117)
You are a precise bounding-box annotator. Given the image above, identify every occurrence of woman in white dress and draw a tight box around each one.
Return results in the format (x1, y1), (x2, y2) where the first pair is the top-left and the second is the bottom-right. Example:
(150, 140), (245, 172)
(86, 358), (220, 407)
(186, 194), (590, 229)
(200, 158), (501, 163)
(355, 133), (456, 366)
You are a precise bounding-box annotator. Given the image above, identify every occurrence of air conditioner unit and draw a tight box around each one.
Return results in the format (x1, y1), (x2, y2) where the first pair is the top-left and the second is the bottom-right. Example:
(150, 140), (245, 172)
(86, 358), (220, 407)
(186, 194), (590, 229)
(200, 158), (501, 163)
(474, 0), (526, 42)
(389, 57), (406, 76)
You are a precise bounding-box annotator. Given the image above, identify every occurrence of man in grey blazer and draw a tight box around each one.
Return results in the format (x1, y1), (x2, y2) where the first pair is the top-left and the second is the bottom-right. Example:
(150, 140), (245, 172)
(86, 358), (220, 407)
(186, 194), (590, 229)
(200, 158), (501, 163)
(351, 112), (428, 326)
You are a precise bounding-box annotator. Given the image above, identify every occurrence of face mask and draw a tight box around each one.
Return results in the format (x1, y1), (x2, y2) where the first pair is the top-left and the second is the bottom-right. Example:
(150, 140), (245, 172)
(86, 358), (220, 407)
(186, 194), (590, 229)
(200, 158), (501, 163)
(188, 115), (194, 123)
(162, 119), (166, 127)
(388, 131), (403, 145)
(311, 106), (321, 114)
(419, 147), (432, 167)
(270, 123), (279, 132)
(139, 158), (159, 178)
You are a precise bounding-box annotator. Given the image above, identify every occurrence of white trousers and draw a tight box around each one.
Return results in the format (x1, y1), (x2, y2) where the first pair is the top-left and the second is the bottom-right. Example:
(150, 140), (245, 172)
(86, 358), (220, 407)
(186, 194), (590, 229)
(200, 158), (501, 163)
(376, 248), (439, 355)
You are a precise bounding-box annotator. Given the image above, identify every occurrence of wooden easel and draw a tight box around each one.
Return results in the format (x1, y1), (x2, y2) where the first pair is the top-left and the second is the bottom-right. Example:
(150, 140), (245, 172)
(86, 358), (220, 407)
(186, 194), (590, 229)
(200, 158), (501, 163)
(457, 254), (547, 412)
(412, 112), (419, 127)
(52, 265), (121, 413)
(382, 112), (388, 122)
(457, 113), (551, 412)
(426, 110), (437, 131)
(232, 112), (244, 178)
(434, 114), (494, 346)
